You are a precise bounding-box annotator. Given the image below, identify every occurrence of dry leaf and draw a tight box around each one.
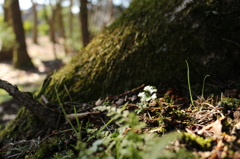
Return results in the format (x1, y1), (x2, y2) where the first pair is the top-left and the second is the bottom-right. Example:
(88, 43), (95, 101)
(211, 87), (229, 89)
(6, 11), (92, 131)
(198, 118), (224, 139)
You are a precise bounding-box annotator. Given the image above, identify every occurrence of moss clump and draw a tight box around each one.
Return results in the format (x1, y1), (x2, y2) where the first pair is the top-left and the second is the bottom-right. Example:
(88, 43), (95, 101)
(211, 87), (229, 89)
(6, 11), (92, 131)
(0, 107), (44, 146)
(31, 137), (59, 158)
(181, 132), (214, 151)
(218, 97), (240, 110)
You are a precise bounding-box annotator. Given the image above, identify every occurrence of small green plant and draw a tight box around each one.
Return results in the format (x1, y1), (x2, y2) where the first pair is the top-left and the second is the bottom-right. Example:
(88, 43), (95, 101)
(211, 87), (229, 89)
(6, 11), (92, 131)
(185, 61), (210, 107)
(201, 75), (210, 98)
(185, 60), (194, 106)
(54, 79), (82, 140)
(52, 82), (195, 158)
(91, 106), (181, 159)
(52, 102), (194, 159)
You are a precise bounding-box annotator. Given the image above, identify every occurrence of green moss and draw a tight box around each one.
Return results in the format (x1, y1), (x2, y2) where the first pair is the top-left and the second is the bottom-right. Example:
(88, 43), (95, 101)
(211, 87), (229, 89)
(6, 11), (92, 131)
(40, 0), (240, 103)
(181, 132), (214, 150)
(0, 107), (44, 145)
(32, 137), (59, 158)
(218, 97), (240, 110)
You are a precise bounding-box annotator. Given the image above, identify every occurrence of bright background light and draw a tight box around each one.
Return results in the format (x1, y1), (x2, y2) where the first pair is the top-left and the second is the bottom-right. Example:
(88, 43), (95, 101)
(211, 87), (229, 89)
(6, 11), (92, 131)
(0, 0), (130, 11)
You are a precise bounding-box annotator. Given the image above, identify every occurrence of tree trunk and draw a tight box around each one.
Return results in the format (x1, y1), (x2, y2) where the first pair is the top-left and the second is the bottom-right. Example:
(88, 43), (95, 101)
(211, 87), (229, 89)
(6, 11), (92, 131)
(67, 0), (74, 53)
(0, 0), (13, 61)
(10, 0), (34, 69)
(56, 1), (68, 54)
(56, 1), (64, 38)
(49, 3), (57, 44)
(43, 2), (58, 59)
(79, 0), (90, 47)
(31, 0), (38, 44)
(102, 0), (114, 29)
(3, 0), (10, 23)
(69, 0), (73, 39)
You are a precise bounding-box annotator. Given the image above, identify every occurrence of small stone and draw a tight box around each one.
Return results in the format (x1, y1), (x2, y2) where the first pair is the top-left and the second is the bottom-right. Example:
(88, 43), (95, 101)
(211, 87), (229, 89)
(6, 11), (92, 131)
(95, 98), (104, 106)
(115, 98), (124, 106)
(149, 100), (157, 107)
(130, 95), (138, 102)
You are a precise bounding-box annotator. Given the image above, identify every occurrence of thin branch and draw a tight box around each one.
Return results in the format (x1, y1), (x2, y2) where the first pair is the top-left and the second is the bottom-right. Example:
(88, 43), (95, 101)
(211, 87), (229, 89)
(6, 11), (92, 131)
(0, 79), (62, 129)
(66, 111), (100, 121)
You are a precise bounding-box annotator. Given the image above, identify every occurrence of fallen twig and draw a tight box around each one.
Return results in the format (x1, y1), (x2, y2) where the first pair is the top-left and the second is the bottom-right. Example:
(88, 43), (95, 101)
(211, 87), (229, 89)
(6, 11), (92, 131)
(66, 111), (100, 121)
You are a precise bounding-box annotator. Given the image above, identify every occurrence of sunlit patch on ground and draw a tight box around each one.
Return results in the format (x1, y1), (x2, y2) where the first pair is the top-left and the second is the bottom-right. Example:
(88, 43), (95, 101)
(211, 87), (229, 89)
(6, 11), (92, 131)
(0, 63), (43, 85)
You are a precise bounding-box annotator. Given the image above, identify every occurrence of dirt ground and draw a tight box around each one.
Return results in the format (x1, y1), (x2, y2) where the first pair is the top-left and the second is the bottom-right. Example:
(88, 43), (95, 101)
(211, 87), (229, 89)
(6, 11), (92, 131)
(0, 36), (68, 86)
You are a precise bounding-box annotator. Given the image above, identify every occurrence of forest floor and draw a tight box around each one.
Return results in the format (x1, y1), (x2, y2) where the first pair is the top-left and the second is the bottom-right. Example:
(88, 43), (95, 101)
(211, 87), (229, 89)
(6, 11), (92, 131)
(0, 36), (73, 127)
(1, 37), (240, 158)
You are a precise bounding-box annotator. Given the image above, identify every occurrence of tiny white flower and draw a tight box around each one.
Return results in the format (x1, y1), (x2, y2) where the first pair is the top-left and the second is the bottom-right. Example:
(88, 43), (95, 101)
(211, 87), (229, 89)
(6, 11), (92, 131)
(138, 92), (147, 101)
(138, 92), (145, 98)
(151, 93), (157, 100)
(144, 86), (157, 94)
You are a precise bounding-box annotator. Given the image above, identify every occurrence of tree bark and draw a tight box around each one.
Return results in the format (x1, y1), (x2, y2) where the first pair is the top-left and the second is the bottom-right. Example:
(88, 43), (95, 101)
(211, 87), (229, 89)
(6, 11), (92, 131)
(10, 0), (34, 69)
(0, 0), (13, 61)
(3, 0), (10, 23)
(79, 0), (90, 47)
(67, 0), (74, 53)
(69, 0), (73, 39)
(49, 2), (57, 44)
(43, 2), (58, 59)
(56, 1), (68, 54)
(102, 0), (114, 29)
(31, 0), (38, 44)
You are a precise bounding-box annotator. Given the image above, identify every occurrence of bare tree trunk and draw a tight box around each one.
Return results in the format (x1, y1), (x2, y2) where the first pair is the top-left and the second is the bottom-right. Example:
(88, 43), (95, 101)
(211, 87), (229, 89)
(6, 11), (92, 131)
(43, 1), (58, 59)
(56, 0), (68, 54)
(108, 0), (114, 22)
(43, 1), (56, 43)
(49, 2), (57, 44)
(67, 0), (74, 53)
(56, 1), (64, 38)
(10, 0), (34, 69)
(69, 0), (73, 39)
(79, 0), (90, 47)
(31, 0), (38, 44)
(0, 0), (13, 61)
(3, 0), (10, 23)
(102, 0), (114, 29)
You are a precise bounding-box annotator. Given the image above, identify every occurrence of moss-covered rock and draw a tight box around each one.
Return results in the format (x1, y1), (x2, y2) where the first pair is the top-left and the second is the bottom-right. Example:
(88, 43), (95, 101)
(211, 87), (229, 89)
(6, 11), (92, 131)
(42, 0), (240, 103)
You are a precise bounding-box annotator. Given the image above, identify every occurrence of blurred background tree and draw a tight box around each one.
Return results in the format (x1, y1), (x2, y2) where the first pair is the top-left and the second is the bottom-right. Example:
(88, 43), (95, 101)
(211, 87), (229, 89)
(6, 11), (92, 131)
(79, 0), (90, 47)
(9, 0), (35, 69)
(31, 0), (38, 44)
(0, 0), (131, 67)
